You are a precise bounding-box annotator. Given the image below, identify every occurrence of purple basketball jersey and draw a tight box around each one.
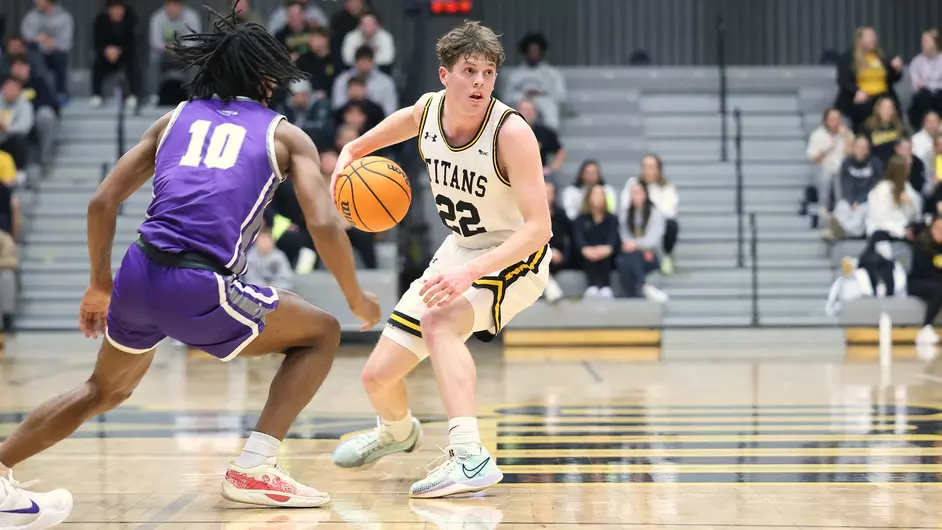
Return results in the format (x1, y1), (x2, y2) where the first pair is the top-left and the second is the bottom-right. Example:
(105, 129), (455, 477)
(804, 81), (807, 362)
(139, 97), (286, 276)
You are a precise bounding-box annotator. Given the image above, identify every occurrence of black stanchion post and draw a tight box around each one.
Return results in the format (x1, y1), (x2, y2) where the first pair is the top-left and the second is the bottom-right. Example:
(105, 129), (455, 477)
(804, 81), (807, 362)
(735, 108), (744, 268)
(750, 212), (759, 326)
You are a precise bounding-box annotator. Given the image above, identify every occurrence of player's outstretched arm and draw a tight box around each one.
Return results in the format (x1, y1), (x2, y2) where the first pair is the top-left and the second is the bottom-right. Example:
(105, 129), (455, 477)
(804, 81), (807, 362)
(331, 92), (435, 194)
(278, 122), (381, 330)
(465, 114), (553, 276)
(87, 110), (173, 292)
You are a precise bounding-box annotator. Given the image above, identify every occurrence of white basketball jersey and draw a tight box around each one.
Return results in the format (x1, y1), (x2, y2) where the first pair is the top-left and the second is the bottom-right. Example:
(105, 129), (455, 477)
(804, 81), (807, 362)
(418, 90), (522, 249)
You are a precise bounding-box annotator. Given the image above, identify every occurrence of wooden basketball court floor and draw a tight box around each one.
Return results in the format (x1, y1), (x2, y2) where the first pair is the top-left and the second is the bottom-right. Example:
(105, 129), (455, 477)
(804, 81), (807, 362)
(4, 334), (942, 528)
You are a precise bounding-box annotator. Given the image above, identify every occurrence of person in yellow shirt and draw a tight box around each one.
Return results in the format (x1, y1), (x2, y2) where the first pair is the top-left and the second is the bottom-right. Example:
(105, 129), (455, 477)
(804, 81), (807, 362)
(835, 26), (904, 133)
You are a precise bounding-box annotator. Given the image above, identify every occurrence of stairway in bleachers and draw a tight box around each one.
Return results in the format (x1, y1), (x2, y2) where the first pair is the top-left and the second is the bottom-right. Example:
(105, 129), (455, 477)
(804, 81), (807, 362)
(17, 103), (398, 331)
(558, 66), (838, 326)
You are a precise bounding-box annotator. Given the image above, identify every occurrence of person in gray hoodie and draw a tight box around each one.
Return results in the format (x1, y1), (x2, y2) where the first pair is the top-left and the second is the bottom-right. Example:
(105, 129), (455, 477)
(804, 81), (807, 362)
(244, 227), (295, 291)
(909, 29), (942, 130)
(19, 0), (73, 101)
(829, 135), (883, 239)
(0, 76), (35, 172)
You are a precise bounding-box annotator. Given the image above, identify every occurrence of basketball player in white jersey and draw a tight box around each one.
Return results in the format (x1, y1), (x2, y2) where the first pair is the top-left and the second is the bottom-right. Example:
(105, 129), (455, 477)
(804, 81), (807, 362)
(329, 20), (551, 498)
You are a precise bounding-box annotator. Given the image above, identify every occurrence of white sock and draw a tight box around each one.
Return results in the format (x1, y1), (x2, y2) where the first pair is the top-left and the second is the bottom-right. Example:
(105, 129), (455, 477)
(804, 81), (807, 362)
(382, 412), (415, 442)
(448, 417), (481, 451)
(234, 431), (281, 468)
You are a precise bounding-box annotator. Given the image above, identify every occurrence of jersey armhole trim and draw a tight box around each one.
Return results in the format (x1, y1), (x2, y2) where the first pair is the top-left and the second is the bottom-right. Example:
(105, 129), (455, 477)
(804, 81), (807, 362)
(155, 101), (187, 156)
(492, 109), (520, 187)
(267, 114), (287, 183)
(416, 96), (434, 161)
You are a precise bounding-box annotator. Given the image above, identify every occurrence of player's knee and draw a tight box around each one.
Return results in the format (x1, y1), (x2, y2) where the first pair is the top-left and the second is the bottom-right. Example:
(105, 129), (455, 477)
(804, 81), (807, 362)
(361, 360), (388, 393)
(419, 306), (455, 337)
(86, 378), (135, 413)
(315, 312), (342, 350)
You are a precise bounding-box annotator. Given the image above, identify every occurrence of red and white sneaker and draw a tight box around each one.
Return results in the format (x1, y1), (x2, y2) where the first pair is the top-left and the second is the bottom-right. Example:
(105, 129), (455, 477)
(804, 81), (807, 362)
(220, 457), (329, 508)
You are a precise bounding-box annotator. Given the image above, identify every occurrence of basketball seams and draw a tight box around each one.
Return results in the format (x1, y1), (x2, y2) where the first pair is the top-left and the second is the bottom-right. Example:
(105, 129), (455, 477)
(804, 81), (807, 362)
(350, 165), (398, 225)
(358, 163), (412, 203)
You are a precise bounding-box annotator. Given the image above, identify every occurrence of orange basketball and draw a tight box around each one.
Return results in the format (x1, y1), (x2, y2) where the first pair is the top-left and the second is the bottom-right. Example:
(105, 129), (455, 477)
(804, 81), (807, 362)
(334, 156), (412, 233)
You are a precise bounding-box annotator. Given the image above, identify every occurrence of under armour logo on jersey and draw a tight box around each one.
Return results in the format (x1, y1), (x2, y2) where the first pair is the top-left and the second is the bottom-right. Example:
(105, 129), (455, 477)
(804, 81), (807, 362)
(478, 149), (489, 156)
(424, 132), (438, 142)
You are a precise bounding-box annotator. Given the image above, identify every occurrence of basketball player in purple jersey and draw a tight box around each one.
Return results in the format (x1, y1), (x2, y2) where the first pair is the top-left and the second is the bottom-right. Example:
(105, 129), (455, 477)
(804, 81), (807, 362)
(0, 8), (380, 527)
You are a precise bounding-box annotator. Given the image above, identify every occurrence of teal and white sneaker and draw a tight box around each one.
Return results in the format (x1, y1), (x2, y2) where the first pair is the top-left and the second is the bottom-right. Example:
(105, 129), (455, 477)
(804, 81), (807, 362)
(409, 445), (503, 499)
(331, 417), (423, 469)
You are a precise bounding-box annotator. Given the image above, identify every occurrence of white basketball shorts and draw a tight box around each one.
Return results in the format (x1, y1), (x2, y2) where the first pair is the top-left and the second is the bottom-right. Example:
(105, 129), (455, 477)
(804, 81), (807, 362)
(382, 235), (550, 360)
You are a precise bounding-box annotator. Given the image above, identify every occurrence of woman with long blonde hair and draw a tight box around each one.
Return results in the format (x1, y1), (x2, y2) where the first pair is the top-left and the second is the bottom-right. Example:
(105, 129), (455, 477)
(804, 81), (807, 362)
(835, 26), (904, 132)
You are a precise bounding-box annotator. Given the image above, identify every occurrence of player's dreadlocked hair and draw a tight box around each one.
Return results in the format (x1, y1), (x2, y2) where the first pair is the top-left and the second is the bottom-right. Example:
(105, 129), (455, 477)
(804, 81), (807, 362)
(167, 6), (307, 102)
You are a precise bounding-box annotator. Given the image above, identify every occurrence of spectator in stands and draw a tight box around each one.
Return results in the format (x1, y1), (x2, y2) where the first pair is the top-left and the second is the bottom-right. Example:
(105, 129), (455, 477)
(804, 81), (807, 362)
(573, 183), (619, 298)
(807, 108), (853, 217)
(863, 97), (908, 166)
(895, 137), (928, 199)
(0, 76), (35, 177)
(20, 0), (73, 104)
(232, 0), (264, 26)
(295, 27), (341, 98)
(268, 0), (327, 36)
(9, 55), (57, 170)
(615, 180), (668, 303)
(330, 0), (367, 59)
(334, 77), (384, 132)
(341, 11), (395, 74)
(148, 0), (200, 106)
(561, 160), (616, 220)
(282, 79), (332, 145)
(334, 123), (360, 153)
(332, 46), (397, 116)
(276, 2), (315, 60)
(913, 111), (939, 168)
(245, 227), (294, 291)
(339, 100), (369, 134)
(505, 32), (566, 131)
(909, 30), (942, 131)
(826, 136), (882, 240)
(835, 27), (904, 133)
(1, 35), (52, 88)
(543, 181), (570, 303)
(620, 155), (679, 275)
(91, 0), (140, 109)
(518, 98), (566, 181)
(908, 216), (942, 344)
(866, 155), (922, 238)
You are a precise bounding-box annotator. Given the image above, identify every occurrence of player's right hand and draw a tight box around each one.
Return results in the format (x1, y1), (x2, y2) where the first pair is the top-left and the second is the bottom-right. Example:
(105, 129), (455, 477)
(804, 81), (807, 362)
(79, 284), (112, 339)
(350, 291), (381, 331)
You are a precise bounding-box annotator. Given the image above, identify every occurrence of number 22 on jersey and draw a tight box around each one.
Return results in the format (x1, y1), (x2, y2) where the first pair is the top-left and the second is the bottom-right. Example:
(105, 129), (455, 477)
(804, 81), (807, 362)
(436, 194), (486, 237)
(179, 119), (247, 169)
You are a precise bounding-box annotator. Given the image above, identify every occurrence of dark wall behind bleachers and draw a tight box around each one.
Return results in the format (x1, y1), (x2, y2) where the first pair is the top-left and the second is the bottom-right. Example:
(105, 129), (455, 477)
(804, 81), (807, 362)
(1, 0), (942, 68)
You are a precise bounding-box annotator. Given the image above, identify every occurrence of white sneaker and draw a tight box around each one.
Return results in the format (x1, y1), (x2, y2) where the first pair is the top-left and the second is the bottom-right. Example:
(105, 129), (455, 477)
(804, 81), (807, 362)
(598, 286), (614, 298)
(125, 95), (138, 110)
(643, 285), (669, 303)
(543, 277), (563, 303)
(221, 457), (329, 507)
(0, 473), (73, 529)
(583, 286), (599, 298)
(89, 96), (103, 108)
(916, 325), (939, 345)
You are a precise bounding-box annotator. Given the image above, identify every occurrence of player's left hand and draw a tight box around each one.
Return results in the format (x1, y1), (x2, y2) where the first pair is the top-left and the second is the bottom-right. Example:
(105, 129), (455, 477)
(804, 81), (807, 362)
(79, 284), (111, 339)
(420, 267), (477, 307)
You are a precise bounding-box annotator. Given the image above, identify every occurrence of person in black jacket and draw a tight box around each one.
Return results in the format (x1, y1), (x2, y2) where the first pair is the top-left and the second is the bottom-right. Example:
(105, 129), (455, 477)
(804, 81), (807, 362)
(909, 216), (942, 344)
(834, 27), (904, 133)
(573, 183), (619, 298)
(91, 0), (141, 107)
(542, 181), (570, 302)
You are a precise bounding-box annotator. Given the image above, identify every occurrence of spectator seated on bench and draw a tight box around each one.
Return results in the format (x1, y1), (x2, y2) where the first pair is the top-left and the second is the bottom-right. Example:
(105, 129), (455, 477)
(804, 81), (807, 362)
(824, 135), (882, 241)
(909, 216), (942, 344)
